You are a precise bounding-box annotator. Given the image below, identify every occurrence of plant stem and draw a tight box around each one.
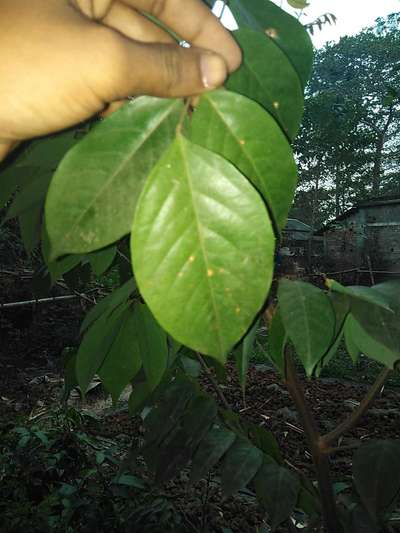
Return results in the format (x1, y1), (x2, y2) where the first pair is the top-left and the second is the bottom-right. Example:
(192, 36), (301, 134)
(196, 352), (231, 410)
(319, 366), (391, 450)
(284, 349), (342, 533)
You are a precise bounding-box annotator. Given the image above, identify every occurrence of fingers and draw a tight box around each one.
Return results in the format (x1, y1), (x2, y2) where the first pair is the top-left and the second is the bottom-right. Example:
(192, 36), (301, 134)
(124, 0), (242, 71)
(71, 0), (241, 73)
(101, 1), (174, 44)
(69, 0), (114, 20)
(95, 33), (228, 101)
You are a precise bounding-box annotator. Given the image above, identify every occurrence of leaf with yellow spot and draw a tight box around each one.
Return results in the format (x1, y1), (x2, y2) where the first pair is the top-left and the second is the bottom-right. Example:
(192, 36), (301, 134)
(229, 0), (313, 90)
(190, 90), (297, 230)
(131, 135), (275, 362)
(227, 29), (304, 141)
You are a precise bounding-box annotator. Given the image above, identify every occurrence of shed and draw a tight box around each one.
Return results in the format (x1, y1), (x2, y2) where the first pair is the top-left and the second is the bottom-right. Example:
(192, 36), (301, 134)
(316, 195), (400, 273)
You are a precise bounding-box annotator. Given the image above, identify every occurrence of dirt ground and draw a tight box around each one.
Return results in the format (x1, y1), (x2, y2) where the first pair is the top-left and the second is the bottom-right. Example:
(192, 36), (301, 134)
(1, 269), (400, 532)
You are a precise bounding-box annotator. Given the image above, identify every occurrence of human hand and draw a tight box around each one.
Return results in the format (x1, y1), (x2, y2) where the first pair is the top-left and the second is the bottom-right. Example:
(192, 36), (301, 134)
(0, 0), (241, 159)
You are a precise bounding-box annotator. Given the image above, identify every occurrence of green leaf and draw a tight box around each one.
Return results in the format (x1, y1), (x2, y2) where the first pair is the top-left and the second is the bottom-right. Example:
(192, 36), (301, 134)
(267, 306), (287, 374)
(87, 246), (116, 276)
(353, 439), (400, 521)
(349, 291), (400, 361)
(246, 422), (282, 463)
(287, 0), (309, 9)
(98, 305), (143, 403)
(229, 0), (313, 88)
(278, 280), (336, 376)
(5, 170), (52, 220)
(80, 278), (136, 333)
(254, 463), (300, 531)
(76, 304), (127, 393)
(133, 303), (168, 390)
(47, 254), (83, 284)
(131, 135), (274, 362)
(343, 316), (360, 363)
(45, 97), (183, 258)
(112, 474), (145, 489)
(155, 394), (218, 482)
(327, 279), (393, 312)
(350, 504), (380, 533)
(226, 28), (304, 141)
(128, 381), (152, 415)
(344, 314), (399, 368)
(16, 127), (87, 170)
(315, 292), (350, 375)
(0, 165), (39, 209)
(144, 377), (196, 446)
(190, 426), (236, 485)
(234, 319), (259, 395)
(19, 206), (42, 254)
(190, 90), (297, 230)
(221, 437), (263, 497)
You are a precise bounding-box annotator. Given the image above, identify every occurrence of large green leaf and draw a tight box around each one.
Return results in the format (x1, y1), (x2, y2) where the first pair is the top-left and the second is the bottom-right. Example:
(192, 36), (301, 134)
(144, 377), (196, 446)
(190, 426), (236, 485)
(4, 169), (51, 220)
(87, 246), (116, 276)
(254, 463), (300, 531)
(226, 28), (304, 141)
(267, 306), (287, 375)
(131, 135), (274, 361)
(327, 279), (393, 312)
(229, 0), (313, 89)
(190, 90), (297, 230)
(344, 314), (399, 368)
(315, 292), (350, 375)
(278, 280), (336, 376)
(97, 305), (143, 403)
(221, 437), (263, 497)
(343, 316), (360, 363)
(132, 303), (168, 390)
(155, 394), (218, 482)
(45, 97), (183, 258)
(0, 165), (39, 209)
(80, 278), (136, 333)
(76, 304), (127, 393)
(234, 318), (259, 396)
(353, 440), (400, 521)
(350, 301), (400, 361)
(19, 206), (42, 254)
(16, 127), (87, 170)
(246, 422), (282, 463)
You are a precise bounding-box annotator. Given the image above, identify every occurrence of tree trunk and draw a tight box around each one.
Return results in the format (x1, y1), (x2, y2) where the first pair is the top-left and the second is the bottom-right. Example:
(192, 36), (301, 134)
(372, 134), (384, 196)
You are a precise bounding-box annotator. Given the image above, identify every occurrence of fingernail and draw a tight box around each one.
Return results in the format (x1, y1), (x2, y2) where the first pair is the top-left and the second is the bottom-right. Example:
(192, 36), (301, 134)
(200, 53), (227, 89)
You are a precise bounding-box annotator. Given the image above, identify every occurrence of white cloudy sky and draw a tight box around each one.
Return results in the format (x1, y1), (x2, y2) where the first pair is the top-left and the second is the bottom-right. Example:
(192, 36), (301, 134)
(285, 0), (400, 47)
(214, 0), (400, 47)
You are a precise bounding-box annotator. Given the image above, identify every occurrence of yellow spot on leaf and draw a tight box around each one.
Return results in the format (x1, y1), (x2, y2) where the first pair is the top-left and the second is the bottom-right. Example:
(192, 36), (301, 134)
(273, 101), (280, 109)
(189, 255), (195, 263)
(239, 139), (245, 145)
(235, 307), (241, 314)
(178, 272), (183, 278)
(207, 268), (214, 277)
(265, 27), (278, 39)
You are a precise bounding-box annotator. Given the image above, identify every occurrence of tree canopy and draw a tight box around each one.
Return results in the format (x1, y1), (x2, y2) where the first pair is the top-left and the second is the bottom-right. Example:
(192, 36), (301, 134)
(293, 13), (400, 227)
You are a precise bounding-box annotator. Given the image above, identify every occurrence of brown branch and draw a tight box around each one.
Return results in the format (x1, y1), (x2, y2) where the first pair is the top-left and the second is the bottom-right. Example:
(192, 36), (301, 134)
(284, 349), (342, 533)
(196, 352), (231, 410)
(320, 367), (391, 449)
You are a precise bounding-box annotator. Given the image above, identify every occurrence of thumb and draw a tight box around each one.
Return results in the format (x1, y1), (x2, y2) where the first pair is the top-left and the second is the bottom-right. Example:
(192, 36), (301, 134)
(96, 37), (229, 101)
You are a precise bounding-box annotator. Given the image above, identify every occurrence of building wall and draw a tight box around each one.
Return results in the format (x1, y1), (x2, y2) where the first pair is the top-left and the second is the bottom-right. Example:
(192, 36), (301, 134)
(323, 203), (400, 271)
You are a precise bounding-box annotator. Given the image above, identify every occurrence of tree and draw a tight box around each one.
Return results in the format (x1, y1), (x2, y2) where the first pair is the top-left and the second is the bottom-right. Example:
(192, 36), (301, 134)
(294, 14), (400, 223)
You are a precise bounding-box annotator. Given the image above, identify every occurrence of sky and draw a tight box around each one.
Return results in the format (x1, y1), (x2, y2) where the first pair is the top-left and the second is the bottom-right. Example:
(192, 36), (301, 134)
(213, 0), (400, 47)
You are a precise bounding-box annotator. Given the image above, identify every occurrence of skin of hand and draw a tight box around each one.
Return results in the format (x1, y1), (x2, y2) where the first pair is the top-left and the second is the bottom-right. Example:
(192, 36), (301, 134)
(0, 0), (242, 161)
